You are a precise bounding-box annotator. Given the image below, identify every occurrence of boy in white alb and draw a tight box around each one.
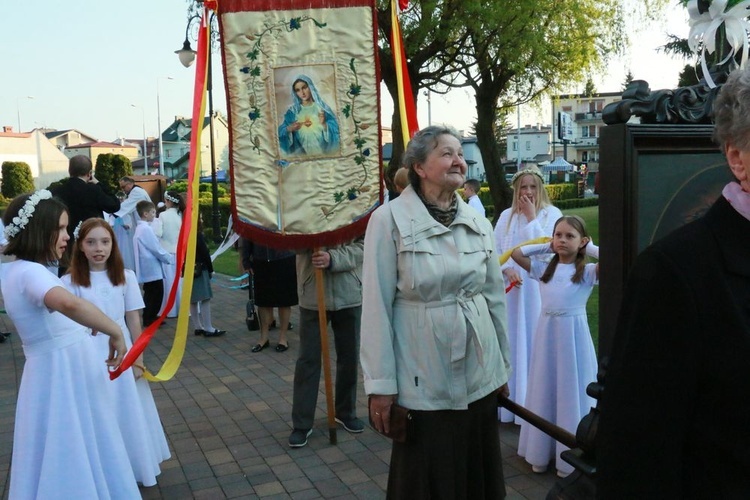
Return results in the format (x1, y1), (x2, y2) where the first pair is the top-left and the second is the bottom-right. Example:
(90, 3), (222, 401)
(133, 200), (173, 327)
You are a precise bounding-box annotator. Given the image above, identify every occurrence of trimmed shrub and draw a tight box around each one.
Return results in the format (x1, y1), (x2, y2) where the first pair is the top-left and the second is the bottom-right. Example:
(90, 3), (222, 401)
(1, 161), (34, 198)
(544, 183), (579, 201)
(95, 154), (133, 194)
(553, 197), (599, 210)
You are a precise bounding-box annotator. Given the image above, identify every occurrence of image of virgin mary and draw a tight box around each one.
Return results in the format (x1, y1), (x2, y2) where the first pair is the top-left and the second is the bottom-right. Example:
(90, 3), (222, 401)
(277, 74), (340, 157)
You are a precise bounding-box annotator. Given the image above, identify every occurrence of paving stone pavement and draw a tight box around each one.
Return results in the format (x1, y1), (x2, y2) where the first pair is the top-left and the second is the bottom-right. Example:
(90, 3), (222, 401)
(0, 273), (560, 499)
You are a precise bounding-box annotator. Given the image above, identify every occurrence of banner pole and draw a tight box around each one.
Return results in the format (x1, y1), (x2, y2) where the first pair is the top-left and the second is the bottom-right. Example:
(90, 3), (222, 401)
(315, 255), (337, 445)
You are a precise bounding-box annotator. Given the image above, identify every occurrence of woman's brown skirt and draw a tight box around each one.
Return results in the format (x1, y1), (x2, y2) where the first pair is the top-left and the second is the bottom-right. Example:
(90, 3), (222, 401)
(386, 391), (506, 499)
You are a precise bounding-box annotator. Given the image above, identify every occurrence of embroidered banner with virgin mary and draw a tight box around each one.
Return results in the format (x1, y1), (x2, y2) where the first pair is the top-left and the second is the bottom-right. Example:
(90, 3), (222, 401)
(218, 0), (381, 249)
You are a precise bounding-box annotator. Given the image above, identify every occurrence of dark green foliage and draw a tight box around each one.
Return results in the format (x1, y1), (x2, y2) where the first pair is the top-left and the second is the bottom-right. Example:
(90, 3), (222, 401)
(553, 197), (600, 210)
(544, 183), (580, 201)
(95, 154), (133, 194)
(1, 161), (35, 198)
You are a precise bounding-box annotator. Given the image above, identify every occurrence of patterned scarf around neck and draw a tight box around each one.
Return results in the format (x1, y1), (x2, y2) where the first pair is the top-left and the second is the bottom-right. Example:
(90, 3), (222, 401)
(416, 186), (458, 227)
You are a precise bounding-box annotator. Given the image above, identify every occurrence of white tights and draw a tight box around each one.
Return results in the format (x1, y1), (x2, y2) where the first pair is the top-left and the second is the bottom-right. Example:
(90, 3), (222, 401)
(190, 300), (215, 332)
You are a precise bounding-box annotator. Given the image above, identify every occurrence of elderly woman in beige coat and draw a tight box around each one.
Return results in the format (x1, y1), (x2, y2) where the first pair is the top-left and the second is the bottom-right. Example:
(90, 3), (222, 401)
(360, 125), (511, 499)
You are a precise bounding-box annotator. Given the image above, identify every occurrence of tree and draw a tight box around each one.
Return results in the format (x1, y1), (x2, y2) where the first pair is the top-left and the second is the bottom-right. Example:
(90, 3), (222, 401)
(376, 0), (474, 186)
(677, 64), (701, 87)
(95, 154), (133, 194)
(622, 69), (635, 91)
(1, 161), (34, 199)
(583, 78), (598, 97)
(456, 0), (628, 220)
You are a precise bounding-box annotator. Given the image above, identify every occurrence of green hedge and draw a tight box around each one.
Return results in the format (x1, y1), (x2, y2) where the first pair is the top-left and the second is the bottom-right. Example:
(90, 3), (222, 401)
(553, 197), (599, 210)
(544, 183), (579, 201)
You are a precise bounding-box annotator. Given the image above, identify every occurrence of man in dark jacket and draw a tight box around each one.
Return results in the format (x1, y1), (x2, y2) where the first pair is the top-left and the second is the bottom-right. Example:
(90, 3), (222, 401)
(51, 155), (120, 271)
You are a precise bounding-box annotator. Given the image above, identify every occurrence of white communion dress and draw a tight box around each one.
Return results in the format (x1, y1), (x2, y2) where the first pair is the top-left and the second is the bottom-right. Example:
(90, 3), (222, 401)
(3, 260), (140, 498)
(517, 261), (598, 475)
(63, 268), (171, 487)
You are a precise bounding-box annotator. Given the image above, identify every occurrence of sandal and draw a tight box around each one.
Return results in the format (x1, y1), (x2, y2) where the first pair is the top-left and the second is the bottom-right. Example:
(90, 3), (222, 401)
(251, 340), (269, 352)
(275, 343), (289, 352)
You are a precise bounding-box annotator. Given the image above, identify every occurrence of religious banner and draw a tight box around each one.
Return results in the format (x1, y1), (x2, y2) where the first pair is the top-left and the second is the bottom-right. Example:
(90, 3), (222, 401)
(218, 0), (382, 248)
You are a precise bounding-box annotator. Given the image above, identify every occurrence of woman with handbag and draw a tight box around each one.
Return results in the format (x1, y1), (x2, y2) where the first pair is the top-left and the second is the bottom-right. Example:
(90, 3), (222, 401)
(360, 126), (511, 499)
(241, 238), (297, 352)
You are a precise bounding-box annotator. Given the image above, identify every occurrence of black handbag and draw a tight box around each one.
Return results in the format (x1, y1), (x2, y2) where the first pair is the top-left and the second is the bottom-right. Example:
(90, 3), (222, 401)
(245, 274), (260, 331)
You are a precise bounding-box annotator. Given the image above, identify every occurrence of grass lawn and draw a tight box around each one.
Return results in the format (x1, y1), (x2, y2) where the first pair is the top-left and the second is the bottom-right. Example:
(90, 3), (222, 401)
(207, 203), (602, 350)
(208, 242), (244, 277)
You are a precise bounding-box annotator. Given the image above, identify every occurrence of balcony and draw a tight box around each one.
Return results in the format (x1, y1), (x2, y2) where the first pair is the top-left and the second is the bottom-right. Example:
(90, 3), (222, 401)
(574, 112), (603, 121)
(575, 137), (599, 147)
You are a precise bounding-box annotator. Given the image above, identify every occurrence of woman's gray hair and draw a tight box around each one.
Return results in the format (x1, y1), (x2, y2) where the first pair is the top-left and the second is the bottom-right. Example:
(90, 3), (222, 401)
(713, 66), (750, 152)
(402, 125), (462, 190)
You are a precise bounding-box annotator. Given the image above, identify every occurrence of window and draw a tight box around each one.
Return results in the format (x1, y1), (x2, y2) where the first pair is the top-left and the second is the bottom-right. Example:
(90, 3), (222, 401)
(582, 127), (589, 138)
(512, 141), (517, 151)
(525, 141), (531, 151)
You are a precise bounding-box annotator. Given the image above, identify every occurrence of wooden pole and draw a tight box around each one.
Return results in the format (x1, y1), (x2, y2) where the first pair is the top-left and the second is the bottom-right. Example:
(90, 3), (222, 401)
(498, 394), (576, 449)
(314, 254), (337, 444)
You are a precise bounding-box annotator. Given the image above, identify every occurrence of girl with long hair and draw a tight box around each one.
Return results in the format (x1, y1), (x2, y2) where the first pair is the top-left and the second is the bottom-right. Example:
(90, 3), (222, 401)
(493, 167), (562, 423)
(511, 215), (599, 478)
(2, 191), (138, 498)
(63, 217), (170, 487)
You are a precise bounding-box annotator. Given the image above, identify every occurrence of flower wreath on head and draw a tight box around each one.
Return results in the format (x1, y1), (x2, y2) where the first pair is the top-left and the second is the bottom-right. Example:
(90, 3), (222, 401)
(72, 221), (83, 240)
(510, 167), (544, 185)
(164, 192), (181, 205)
(4, 190), (53, 240)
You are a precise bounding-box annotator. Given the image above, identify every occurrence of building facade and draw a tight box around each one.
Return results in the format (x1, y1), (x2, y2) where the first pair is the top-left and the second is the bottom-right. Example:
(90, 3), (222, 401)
(551, 91), (631, 172)
(506, 124), (553, 164)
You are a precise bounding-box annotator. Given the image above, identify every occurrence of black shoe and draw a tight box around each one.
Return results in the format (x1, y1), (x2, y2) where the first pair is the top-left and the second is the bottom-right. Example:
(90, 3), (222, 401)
(275, 342), (288, 352)
(194, 329), (206, 336)
(251, 340), (269, 352)
(203, 329), (226, 337)
(289, 428), (312, 448)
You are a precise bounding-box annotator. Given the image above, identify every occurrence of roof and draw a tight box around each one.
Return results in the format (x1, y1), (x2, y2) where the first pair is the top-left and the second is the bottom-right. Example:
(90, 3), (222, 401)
(67, 141), (137, 149)
(162, 116), (212, 142)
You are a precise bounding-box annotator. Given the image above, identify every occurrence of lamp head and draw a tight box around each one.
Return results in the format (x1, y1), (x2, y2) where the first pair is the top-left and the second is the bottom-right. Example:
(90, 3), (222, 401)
(176, 39), (197, 68)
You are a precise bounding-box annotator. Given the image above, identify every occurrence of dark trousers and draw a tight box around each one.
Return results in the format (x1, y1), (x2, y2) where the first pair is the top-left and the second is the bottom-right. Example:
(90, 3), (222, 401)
(142, 279), (164, 327)
(292, 306), (361, 430)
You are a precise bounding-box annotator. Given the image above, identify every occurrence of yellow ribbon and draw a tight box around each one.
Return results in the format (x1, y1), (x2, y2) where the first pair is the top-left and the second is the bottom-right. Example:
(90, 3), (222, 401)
(498, 236), (551, 265)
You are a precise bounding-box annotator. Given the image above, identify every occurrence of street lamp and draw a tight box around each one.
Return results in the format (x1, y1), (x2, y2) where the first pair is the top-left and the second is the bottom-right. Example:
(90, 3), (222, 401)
(157, 76), (174, 177)
(423, 90), (431, 126)
(176, 11), (222, 242)
(16, 95), (34, 132)
(131, 104), (148, 175)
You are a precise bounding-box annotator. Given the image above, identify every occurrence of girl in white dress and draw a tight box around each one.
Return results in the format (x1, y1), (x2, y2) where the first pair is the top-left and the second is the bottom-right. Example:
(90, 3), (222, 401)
(494, 167), (562, 423)
(2, 191), (139, 499)
(511, 215), (599, 477)
(158, 190), (184, 317)
(62, 218), (171, 487)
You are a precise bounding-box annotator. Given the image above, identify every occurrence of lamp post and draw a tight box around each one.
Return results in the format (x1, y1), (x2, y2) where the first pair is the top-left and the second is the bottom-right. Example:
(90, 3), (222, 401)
(176, 11), (222, 242)
(157, 76), (174, 177)
(16, 95), (34, 132)
(130, 104), (148, 175)
(423, 90), (432, 126)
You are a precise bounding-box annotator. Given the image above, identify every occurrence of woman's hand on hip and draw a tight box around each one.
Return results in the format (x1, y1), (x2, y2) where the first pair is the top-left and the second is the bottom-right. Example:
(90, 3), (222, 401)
(369, 394), (397, 435)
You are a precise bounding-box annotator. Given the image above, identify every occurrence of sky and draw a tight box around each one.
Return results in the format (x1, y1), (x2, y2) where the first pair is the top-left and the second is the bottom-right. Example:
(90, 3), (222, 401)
(1, 1), (691, 142)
